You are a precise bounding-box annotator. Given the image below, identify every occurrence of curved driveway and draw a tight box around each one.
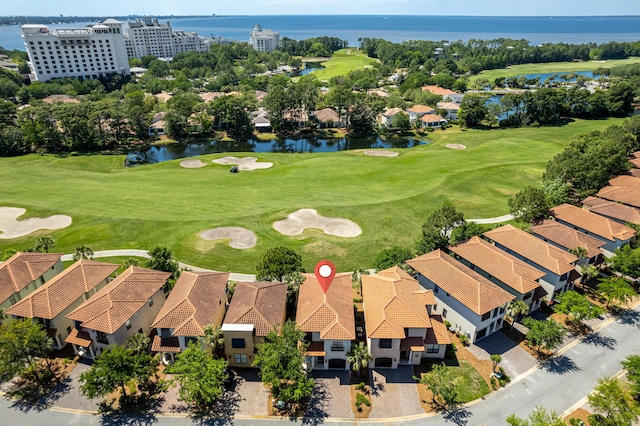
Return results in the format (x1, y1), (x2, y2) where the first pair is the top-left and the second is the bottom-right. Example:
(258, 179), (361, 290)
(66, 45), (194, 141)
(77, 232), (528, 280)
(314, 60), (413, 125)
(2, 305), (638, 425)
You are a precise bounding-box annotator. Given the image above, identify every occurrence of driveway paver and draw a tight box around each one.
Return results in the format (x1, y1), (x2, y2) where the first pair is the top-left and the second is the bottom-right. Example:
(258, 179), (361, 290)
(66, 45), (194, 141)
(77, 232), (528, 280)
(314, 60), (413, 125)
(369, 366), (422, 418)
(306, 370), (352, 419)
(52, 359), (101, 412)
(469, 329), (537, 378)
(233, 369), (269, 417)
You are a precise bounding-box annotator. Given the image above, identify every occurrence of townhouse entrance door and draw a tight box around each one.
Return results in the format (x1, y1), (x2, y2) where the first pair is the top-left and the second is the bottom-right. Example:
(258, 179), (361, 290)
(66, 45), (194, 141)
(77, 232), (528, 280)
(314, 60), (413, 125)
(399, 351), (410, 363)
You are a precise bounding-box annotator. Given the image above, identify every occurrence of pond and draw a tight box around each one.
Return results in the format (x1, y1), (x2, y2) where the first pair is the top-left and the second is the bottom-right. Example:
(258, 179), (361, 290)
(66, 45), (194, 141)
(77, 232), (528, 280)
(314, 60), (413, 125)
(289, 63), (326, 77)
(512, 70), (596, 83)
(126, 136), (427, 165)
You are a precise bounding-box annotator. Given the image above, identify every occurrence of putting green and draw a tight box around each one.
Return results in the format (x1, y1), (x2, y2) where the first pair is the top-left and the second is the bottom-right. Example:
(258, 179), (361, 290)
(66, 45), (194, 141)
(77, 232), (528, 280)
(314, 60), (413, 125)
(0, 118), (625, 273)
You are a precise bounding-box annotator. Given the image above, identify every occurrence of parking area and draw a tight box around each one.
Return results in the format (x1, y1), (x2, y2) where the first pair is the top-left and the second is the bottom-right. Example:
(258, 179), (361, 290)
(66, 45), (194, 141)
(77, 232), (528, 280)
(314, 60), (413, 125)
(469, 330), (537, 378)
(305, 370), (353, 419)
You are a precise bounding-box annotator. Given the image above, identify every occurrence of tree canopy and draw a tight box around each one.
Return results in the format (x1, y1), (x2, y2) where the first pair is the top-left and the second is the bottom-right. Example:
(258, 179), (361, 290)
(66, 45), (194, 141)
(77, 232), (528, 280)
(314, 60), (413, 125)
(508, 186), (551, 224)
(255, 247), (303, 282)
(522, 318), (566, 354)
(0, 318), (55, 383)
(553, 290), (605, 324)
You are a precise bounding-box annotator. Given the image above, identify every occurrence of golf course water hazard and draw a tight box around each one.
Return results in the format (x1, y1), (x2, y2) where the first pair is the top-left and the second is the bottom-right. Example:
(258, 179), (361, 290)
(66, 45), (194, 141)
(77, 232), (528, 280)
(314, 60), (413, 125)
(126, 136), (428, 165)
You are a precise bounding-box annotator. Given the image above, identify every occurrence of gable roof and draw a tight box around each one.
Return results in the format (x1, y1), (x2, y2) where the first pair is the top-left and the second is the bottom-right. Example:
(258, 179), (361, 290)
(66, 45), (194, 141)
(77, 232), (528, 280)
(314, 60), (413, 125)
(0, 252), (63, 305)
(5, 260), (118, 319)
(597, 185), (640, 208)
(436, 101), (460, 110)
(67, 266), (170, 334)
(296, 272), (355, 340)
(531, 219), (605, 259)
(406, 250), (514, 315)
(583, 196), (640, 225)
(224, 281), (287, 337)
(449, 236), (544, 295)
(551, 203), (636, 242)
(151, 271), (229, 337)
(362, 266), (436, 339)
(483, 225), (578, 275)
(609, 175), (640, 190)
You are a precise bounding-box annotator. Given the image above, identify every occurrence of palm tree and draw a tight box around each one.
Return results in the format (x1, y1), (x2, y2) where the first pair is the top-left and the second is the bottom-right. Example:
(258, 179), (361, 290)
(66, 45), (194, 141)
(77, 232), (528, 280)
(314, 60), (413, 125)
(73, 245), (94, 261)
(35, 236), (56, 253)
(507, 299), (529, 331)
(347, 341), (373, 380)
(127, 332), (150, 354)
(200, 325), (225, 353)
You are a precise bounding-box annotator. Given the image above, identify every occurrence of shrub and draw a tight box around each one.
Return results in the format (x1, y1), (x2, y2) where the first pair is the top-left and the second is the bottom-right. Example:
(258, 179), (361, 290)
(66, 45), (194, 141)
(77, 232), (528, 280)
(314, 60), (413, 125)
(444, 320), (452, 328)
(459, 334), (470, 346)
(355, 393), (371, 407)
(355, 382), (366, 391)
(353, 298), (363, 303)
(490, 376), (498, 390)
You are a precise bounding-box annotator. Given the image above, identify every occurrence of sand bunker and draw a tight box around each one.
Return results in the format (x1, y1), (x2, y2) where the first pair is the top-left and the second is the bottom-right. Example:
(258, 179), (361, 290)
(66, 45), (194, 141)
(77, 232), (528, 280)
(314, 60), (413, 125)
(363, 150), (399, 157)
(199, 227), (257, 249)
(180, 159), (207, 168)
(445, 144), (466, 150)
(273, 209), (362, 238)
(212, 157), (273, 171)
(0, 207), (72, 239)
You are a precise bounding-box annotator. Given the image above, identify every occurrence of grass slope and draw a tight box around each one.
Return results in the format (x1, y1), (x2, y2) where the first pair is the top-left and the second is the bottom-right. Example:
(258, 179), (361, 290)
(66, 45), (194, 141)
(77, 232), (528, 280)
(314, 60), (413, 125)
(469, 57), (640, 83)
(311, 49), (379, 81)
(0, 118), (625, 273)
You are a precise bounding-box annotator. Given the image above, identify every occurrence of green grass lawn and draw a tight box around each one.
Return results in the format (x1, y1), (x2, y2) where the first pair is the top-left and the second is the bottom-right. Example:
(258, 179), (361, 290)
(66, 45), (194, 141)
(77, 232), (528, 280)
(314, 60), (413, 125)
(0, 118), (625, 274)
(469, 57), (640, 83)
(452, 361), (491, 403)
(310, 49), (379, 81)
(62, 256), (148, 274)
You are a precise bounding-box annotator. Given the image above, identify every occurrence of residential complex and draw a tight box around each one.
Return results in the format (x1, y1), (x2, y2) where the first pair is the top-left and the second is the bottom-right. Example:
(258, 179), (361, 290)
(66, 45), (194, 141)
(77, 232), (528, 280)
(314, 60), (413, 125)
(123, 18), (209, 59)
(21, 19), (130, 82)
(249, 24), (279, 52)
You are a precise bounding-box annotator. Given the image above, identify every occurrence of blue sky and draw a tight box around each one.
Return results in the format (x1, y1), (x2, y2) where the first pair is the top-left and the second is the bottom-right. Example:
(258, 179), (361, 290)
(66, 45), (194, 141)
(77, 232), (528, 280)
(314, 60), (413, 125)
(1, 0), (639, 16)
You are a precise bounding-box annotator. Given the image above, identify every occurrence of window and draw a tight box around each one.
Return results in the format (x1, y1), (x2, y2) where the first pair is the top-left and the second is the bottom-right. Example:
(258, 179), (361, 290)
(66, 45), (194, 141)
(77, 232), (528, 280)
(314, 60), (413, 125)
(234, 354), (247, 364)
(442, 308), (447, 318)
(148, 297), (153, 307)
(67, 326), (72, 334)
(96, 331), (109, 344)
(379, 339), (392, 349)
(331, 341), (344, 351)
(481, 312), (491, 321)
(125, 319), (131, 330)
(426, 344), (440, 354)
(231, 338), (245, 349)
(560, 272), (568, 281)
(433, 286), (439, 294)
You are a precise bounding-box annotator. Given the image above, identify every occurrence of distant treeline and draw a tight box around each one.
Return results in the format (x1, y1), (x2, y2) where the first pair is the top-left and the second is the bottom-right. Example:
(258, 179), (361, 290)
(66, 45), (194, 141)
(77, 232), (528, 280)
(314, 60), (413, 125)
(278, 37), (348, 57)
(0, 15), (213, 26)
(359, 38), (640, 73)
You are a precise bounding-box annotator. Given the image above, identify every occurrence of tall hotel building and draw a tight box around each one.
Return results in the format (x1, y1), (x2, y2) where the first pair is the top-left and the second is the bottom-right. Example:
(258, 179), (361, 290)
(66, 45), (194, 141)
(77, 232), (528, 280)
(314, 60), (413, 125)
(249, 24), (279, 52)
(123, 18), (209, 59)
(21, 19), (130, 82)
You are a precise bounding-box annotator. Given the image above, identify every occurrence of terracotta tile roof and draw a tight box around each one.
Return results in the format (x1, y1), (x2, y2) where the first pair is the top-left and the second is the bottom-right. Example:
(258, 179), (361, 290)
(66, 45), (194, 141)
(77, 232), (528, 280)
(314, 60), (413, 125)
(67, 266), (170, 334)
(483, 225), (578, 275)
(383, 107), (405, 117)
(421, 85), (457, 96)
(425, 315), (451, 345)
(551, 204), (636, 242)
(224, 281), (287, 337)
(609, 175), (640, 190)
(597, 185), (640, 208)
(400, 337), (425, 352)
(42, 94), (79, 104)
(151, 335), (181, 353)
(151, 271), (229, 337)
(407, 104), (435, 114)
(65, 328), (92, 347)
(6, 260), (118, 319)
(406, 250), (514, 315)
(633, 151), (640, 158)
(296, 272), (355, 341)
(304, 340), (326, 356)
(0, 252), (63, 305)
(312, 108), (340, 123)
(421, 114), (446, 123)
(630, 169), (640, 178)
(531, 220), (605, 259)
(362, 266), (434, 339)
(450, 236), (544, 295)
(583, 196), (640, 225)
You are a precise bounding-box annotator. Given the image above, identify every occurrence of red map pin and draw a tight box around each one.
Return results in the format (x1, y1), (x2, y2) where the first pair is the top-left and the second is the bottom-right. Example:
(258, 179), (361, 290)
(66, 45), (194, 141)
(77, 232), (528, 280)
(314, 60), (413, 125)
(314, 260), (336, 294)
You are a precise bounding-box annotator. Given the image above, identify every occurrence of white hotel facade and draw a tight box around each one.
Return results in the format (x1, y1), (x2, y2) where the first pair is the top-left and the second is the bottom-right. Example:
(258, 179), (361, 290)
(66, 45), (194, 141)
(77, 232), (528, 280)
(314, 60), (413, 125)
(249, 24), (279, 52)
(123, 18), (208, 60)
(21, 19), (130, 82)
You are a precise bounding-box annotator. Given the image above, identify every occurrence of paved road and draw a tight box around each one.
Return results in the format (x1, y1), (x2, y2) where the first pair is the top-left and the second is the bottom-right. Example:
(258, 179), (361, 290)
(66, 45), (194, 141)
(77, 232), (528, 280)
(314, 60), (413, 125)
(2, 305), (638, 425)
(467, 214), (514, 224)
